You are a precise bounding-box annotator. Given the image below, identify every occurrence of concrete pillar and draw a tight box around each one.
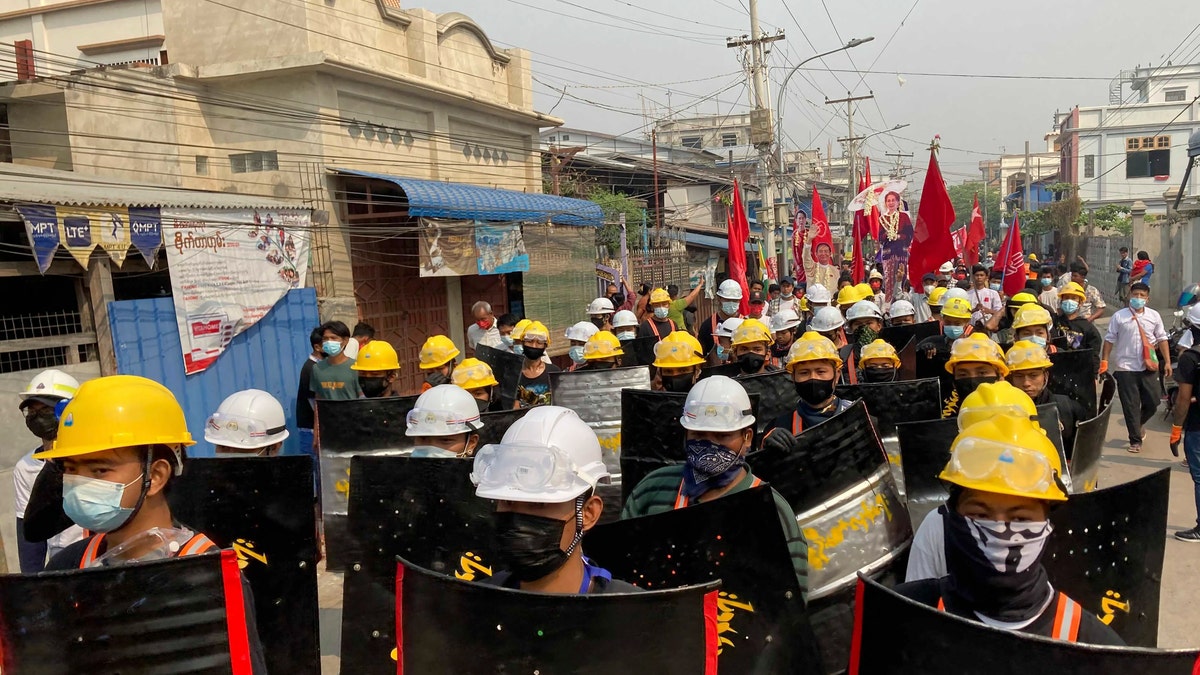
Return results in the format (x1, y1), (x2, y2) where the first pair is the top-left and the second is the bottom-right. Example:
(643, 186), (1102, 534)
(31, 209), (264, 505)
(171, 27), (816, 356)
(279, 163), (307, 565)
(1177, 194), (1200, 292)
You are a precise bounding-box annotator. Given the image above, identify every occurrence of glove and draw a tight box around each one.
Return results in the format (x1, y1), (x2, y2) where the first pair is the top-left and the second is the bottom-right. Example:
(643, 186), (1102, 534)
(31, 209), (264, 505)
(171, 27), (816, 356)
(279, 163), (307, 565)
(1098, 360), (1108, 375)
(1170, 425), (1183, 458)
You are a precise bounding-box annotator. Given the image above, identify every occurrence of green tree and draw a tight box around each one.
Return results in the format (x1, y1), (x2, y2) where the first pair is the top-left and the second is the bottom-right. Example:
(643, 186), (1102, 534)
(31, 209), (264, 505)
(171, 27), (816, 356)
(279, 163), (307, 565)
(587, 188), (646, 253)
(946, 182), (1002, 231)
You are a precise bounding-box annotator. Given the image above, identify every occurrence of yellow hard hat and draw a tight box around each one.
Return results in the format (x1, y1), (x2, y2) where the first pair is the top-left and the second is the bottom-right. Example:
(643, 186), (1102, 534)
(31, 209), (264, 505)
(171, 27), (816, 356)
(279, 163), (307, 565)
(860, 339), (901, 368)
(800, 296), (810, 312)
(785, 331), (844, 372)
(1009, 292), (1039, 307)
(351, 340), (400, 371)
(1012, 304), (1053, 331)
(419, 335), (461, 369)
(649, 288), (672, 304)
(583, 330), (624, 360)
(1028, 253), (1039, 262)
(36, 375), (194, 463)
(957, 380), (1038, 431)
(652, 331), (705, 368)
(940, 413), (1067, 502)
(1059, 282), (1086, 301)
(945, 333), (1009, 377)
(511, 318), (532, 341)
(1006, 340), (1054, 373)
(521, 321), (552, 345)
(929, 286), (948, 308)
(836, 285), (858, 307)
(941, 296), (973, 320)
(451, 358), (499, 390)
(731, 318), (773, 347)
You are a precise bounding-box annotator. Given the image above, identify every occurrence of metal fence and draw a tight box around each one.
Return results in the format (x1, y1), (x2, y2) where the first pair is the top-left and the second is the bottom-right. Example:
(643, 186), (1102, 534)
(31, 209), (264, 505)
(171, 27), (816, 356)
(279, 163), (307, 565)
(0, 310), (98, 374)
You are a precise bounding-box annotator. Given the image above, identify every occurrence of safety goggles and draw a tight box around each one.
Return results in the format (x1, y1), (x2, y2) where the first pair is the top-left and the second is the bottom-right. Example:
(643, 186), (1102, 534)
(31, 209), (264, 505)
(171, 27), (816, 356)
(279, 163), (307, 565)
(956, 405), (1034, 431)
(654, 339), (700, 363)
(453, 362), (495, 385)
(205, 412), (285, 443)
(470, 442), (585, 495)
(680, 401), (752, 430)
(584, 340), (622, 358)
(947, 436), (1056, 495)
(405, 407), (481, 434)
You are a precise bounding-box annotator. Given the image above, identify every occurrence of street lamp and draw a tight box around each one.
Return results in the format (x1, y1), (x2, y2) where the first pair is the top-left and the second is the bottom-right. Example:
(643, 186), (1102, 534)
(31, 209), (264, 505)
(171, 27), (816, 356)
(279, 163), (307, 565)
(774, 37), (873, 277)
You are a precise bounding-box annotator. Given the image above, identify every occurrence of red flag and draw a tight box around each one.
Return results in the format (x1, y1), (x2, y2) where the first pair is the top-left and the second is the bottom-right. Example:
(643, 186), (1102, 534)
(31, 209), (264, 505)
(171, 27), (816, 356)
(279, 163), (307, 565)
(907, 145), (958, 289)
(864, 158), (880, 240)
(809, 187), (832, 264)
(851, 211), (865, 284)
(727, 180), (752, 315)
(951, 227), (966, 258)
(792, 210), (807, 283)
(965, 194), (986, 267)
(998, 215), (1026, 296)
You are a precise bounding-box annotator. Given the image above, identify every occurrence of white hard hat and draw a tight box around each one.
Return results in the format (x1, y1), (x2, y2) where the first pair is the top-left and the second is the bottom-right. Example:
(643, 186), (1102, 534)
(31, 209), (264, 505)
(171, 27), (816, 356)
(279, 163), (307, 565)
(1186, 304), (1200, 327)
(715, 317), (745, 339)
(679, 375), (755, 432)
(938, 261), (954, 274)
(809, 306), (846, 333)
(612, 309), (638, 329)
(770, 309), (802, 332)
(405, 384), (483, 437)
(806, 284), (832, 304)
(204, 388), (290, 449)
(944, 287), (970, 303)
(565, 321), (600, 342)
(471, 405), (610, 503)
(19, 369), (80, 409)
(888, 299), (916, 319)
(869, 269), (883, 281)
(717, 279), (744, 300)
(586, 297), (615, 315)
(846, 300), (883, 322)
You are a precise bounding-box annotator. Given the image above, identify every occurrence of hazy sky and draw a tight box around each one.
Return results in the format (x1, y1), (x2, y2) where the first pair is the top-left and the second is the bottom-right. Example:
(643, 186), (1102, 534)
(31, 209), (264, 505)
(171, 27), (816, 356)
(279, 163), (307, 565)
(425, 0), (1199, 192)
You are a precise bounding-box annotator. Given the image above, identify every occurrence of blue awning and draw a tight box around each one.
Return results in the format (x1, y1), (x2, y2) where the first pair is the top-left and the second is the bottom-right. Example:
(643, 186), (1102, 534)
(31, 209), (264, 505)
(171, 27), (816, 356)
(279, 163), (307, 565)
(685, 231), (755, 252)
(335, 168), (604, 227)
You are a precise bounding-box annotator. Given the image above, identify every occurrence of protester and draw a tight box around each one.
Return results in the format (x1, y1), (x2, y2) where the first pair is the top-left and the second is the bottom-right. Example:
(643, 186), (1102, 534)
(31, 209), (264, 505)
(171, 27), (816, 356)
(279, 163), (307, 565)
(1102, 282), (1170, 453)
(1116, 247), (1132, 303)
(585, 297), (615, 331)
(509, 318), (532, 357)
(859, 339), (901, 383)
(418, 334), (461, 393)
(467, 301), (502, 350)
(451, 358), (501, 412)
(919, 296), (973, 361)
(651, 331), (705, 393)
(1069, 260), (1106, 322)
(1130, 250), (1154, 288)
(295, 327), (323, 459)
(1005, 341), (1086, 453)
(810, 306), (847, 348)
(778, 277), (801, 316)
(698, 279), (745, 357)
(667, 280), (704, 329)
(806, 283), (833, 314)
(1051, 282), (1102, 372)
(887, 299), (916, 327)
(612, 309), (639, 344)
(1011, 304), (1056, 352)
(311, 321), (364, 400)
(764, 329), (853, 433)
(515, 321), (559, 408)
(407, 384), (483, 458)
(943, 333), (1009, 417)
(730, 318), (776, 376)
(565, 321), (600, 371)
(206, 389), (290, 457)
(713, 317), (743, 365)
(927, 286), (948, 323)
(343, 321), (375, 360)
(638, 288), (678, 341)
(1170, 303), (1200, 542)
(868, 269), (886, 307)
(473, 406), (636, 593)
(747, 290), (770, 321)
(13, 369), (83, 572)
(350, 339), (402, 397)
(968, 265), (1004, 329)
(1037, 266), (1060, 312)
(577, 331), (623, 370)
(769, 309), (802, 368)
(909, 272), (936, 323)
(622, 376), (809, 596)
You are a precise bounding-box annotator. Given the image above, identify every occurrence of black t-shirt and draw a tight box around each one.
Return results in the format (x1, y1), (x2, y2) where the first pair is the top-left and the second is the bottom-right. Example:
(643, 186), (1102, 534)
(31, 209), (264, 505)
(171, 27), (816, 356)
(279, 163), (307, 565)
(295, 357), (317, 429)
(697, 313), (723, 356)
(516, 363), (561, 408)
(894, 577), (1124, 646)
(1176, 349), (1200, 431)
(1052, 314), (1102, 372)
(636, 317), (676, 341)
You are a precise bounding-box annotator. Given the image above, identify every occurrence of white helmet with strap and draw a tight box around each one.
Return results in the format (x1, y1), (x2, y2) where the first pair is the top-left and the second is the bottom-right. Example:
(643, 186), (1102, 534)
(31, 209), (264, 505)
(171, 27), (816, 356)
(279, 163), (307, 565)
(679, 375), (755, 432)
(19, 369), (80, 409)
(586, 297), (615, 315)
(565, 321), (600, 342)
(204, 388), (289, 449)
(406, 384), (483, 437)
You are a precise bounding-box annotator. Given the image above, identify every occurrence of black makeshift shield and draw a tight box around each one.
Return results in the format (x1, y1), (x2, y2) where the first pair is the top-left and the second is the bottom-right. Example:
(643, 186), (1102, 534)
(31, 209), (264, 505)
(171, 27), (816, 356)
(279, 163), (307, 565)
(881, 321), (940, 352)
(897, 416), (960, 527)
(699, 362), (743, 379)
(896, 338), (918, 381)
(619, 389), (689, 503)
(737, 369), (800, 440)
(475, 407), (532, 447)
(620, 335), (660, 368)
(1070, 374), (1116, 492)
(1050, 348), (1100, 417)
(838, 377), (943, 502)
(475, 343), (525, 409)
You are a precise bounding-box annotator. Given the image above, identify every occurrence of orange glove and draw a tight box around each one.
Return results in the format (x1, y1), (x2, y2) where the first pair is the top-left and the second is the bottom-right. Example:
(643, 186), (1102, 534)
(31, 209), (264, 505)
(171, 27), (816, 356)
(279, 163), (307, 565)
(1098, 359), (1108, 375)
(1171, 425), (1184, 445)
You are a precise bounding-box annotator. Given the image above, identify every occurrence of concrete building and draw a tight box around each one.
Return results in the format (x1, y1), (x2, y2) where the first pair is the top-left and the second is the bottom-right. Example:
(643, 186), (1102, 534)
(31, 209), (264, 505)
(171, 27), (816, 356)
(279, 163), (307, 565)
(654, 112), (753, 151)
(0, 0), (593, 393)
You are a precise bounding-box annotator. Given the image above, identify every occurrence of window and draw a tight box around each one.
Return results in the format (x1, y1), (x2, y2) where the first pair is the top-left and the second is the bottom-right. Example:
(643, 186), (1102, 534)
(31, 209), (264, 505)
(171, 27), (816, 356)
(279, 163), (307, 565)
(561, 134), (570, 141)
(229, 151), (279, 174)
(721, 133), (738, 147)
(195, 155), (209, 175)
(681, 136), (703, 149)
(1083, 155), (1094, 178)
(1165, 88), (1187, 102)
(1126, 148), (1170, 178)
(0, 104), (10, 164)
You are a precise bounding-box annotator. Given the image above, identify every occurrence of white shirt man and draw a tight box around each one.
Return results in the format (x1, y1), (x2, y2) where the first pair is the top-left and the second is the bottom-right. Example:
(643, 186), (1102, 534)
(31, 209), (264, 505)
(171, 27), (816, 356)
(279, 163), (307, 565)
(1104, 303), (1167, 373)
(967, 286), (1004, 325)
(467, 301), (502, 350)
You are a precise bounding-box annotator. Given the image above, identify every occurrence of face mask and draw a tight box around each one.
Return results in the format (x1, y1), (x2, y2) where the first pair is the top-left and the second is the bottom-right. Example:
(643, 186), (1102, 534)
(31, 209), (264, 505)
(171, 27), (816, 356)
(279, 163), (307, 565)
(781, 292), (793, 299)
(411, 446), (460, 459)
(1059, 299), (1079, 315)
(737, 353), (765, 374)
(870, 282), (882, 292)
(989, 283), (1002, 292)
(661, 373), (694, 393)
(590, 317), (606, 329)
(924, 284), (935, 295)
(794, 377), (835, 406)
(942, 508), (1054, 622)
(476, 317), (494, 330)
(954, 375), (998, 402)
(475, 395), (491, 413)
(853, 325), (879, 346)
(611, 294), (626, 307)
(522, 346), (546, 361)
(500, 335), (514, 348)
(513, 344), (524, 356)
(493, 507), (582, 582)
(359, 377), (389, 398)
(1024, 335), (1047, 348)
(721, 301), (740, 316)
(749, 307), (764, 319)
(943, 325), (965, 340)
(653, 306), (670, 320)
(683, 438), (745, 493)
(1040, 278), (1053, 287)
(1129, 297), (1146, 310)
(569, 346), (587, 364)
(25, 409), (59, 440)
(62, 473), (143, 533)
(715, 345), (728, 361)
(862, 367), (896, 383)
(426, 371), (450, 387)
(322, 340), (343, 357)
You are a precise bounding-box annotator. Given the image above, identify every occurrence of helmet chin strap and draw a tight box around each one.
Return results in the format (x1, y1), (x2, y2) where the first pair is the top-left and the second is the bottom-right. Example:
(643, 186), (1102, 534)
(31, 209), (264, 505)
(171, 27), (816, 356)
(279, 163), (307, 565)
(562, 494), (586, 558)
(114, 448), (155, 533)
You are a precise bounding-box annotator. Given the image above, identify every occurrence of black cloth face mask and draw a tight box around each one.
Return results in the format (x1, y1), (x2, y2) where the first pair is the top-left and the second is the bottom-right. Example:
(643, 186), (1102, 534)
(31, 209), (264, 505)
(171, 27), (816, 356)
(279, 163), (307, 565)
(794, 377), (835, 406)
(954, 375), (998, 403)
(359, 377), (389, 398)
(737, 353), (766, 374)
(662, 373), (694, 393)
(25, 409), (59, 440)
(522, 346), (546, 361)
(861, 367), (896, 383)
(941, 506), (1054, 622)
(493, 499), (584, 582)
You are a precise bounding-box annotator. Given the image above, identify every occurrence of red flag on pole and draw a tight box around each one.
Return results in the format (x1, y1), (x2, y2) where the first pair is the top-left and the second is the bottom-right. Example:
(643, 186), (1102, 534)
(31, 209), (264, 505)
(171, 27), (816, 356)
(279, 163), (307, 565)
(792, 210), (807, 283)
(727, 180), (752, 316)
(907, 144), (958, 289)
(851, 212), (865, 284)
(999, 214), (1026, 296)
(809, 187), (832, 263)
(965, 193), (986, 267)
(863, 157), (880, 240)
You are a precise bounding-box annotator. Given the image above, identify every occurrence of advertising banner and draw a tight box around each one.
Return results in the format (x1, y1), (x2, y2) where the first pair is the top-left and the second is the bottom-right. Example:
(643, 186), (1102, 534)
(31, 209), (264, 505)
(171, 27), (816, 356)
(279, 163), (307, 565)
(419, 218), (529, 277)
(162, 208), (310, 374)
(129, 206), (164, 266)
(60, 206), (131, 267)
(18, 203), (161, 272)
(16, 204), (60, 273)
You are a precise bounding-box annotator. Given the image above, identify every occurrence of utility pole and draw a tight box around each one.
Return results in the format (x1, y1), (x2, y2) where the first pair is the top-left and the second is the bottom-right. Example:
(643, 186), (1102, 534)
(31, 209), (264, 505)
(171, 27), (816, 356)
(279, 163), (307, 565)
(652, 129), (662, 239)
(885, 151), (913, 179)
(1024, 140), (1032, 215)
(728, 0), (784, 279)
(827, 92), (874, 239)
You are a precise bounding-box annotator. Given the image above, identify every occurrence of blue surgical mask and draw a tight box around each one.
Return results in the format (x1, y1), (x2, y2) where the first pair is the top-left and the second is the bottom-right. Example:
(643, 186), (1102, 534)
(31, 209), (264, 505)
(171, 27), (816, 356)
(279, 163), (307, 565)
(500, 335), (514, 347)
(411, 446), (460, 459)
(569, 345), (587, 364)
(715, 344), (728, 361)
(617, 330), (636, 341)
(513, 344), (524, 356)
(721, 301), (741, 316)
(1040, 278), (1053, 287)
(62, 473), (143, 533)
(943, 325), (965, 340)
(1129, 297), (1146, 310)
(1060, 299), (1079, 315)
(653, 306), (670, 320)
(1025, 335), (1048, 348)
(322, 340), (343, 357)
(989, 283), (1002, 292)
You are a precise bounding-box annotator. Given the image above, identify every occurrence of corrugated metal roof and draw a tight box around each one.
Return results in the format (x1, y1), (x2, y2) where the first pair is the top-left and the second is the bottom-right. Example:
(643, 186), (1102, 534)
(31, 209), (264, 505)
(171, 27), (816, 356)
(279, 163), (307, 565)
(334, 168), (604, 227)
(0, 163), (303, 210)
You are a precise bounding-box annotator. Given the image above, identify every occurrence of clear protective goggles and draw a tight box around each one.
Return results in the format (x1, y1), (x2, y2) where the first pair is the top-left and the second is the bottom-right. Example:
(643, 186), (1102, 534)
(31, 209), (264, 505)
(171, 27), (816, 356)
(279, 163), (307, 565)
(406, 407), (481, 435)
(956, 405), (1035, 431)
(946, 436), (1057, 495)
(206, 412), (285, 444)
(452, 362), (495, 386)
(470, 442), (586, 495)
(654, 339), (700, 363)
(584, 339), (622, 359)
(680, 400), (753, 431)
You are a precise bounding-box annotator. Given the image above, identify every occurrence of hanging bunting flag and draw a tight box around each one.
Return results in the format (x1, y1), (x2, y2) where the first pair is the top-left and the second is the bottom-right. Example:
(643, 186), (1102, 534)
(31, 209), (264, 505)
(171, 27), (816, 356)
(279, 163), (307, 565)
(59, 207), (131, 268)
(16, 205), (61, 274)
(128, 207), (164, 268)
(58, 211), (97, 267)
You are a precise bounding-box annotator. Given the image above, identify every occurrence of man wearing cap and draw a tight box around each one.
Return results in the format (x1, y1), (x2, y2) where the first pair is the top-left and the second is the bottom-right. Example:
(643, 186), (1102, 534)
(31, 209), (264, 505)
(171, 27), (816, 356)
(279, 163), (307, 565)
(747, 290), (771, 322)
(638, 288), (678, 342)
(968, 264), (1004, 329)
(698, 279), (746, 357)
(868, 269), (887, 308)
(778, 277), (801, 316)
(770, 310), (802, 368)
(909, 272), (937, 323)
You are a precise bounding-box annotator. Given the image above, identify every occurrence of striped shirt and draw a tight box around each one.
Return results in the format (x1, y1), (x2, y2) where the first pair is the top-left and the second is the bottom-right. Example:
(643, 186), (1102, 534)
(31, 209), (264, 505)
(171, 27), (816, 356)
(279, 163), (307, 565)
(621, 464), (809, 600)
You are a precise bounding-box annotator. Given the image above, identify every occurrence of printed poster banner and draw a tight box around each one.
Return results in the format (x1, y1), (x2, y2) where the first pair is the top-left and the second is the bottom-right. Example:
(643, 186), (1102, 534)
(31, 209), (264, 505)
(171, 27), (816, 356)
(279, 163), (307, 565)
(18, 203), (163, 272)
(129, 206), (164, 267)
(16, 205), (60, 274)
(59, 206), (131, 268)
(419, 218), (529, 277)
(162, 208), (310, 375)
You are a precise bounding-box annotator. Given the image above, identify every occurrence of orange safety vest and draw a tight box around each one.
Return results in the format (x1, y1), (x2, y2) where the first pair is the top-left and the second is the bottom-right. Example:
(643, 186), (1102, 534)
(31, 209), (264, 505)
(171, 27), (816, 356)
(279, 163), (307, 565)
(673, 477), (762, 509)
(648, 318), (678, 340)
(936, 592), (1082, 642)
(79, 532), (218, 568)
(845, 349), (859, 384)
